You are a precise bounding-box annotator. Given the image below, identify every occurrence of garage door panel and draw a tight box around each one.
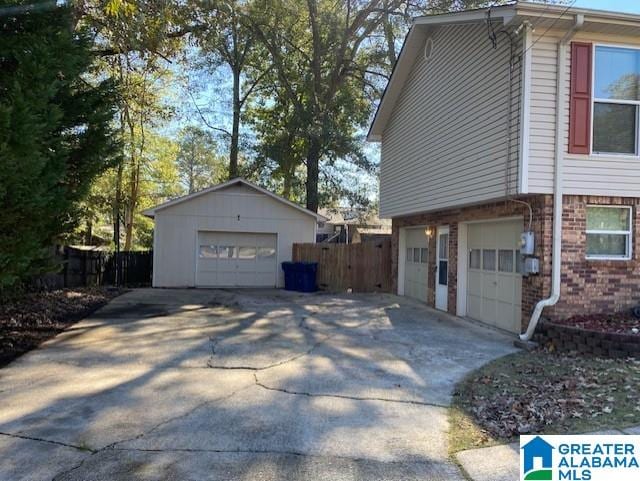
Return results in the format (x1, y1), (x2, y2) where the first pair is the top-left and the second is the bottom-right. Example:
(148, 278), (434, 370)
(467, 294), (482, 319)
(481, 276), (497, 300)
(496, 274), (516, 303)
(404, 228), (429, 303)
(196, 231), (276, 287)
(466, 220), (522, 333)
(495, 302), (515, 328)
(467, 271), (482, 296)
(514, 277), (522, 300)
(481, 299), (497, 323)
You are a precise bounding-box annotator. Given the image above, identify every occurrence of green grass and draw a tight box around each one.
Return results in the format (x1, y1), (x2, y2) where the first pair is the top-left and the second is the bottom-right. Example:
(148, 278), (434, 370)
(448, 351), (640, 454)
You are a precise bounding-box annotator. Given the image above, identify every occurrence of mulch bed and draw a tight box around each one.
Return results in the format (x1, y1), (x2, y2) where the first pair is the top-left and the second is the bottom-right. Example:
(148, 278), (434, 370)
(0, 287), (121, 368)
(553, 312), (640, 336)
(452, 350), (640, 445)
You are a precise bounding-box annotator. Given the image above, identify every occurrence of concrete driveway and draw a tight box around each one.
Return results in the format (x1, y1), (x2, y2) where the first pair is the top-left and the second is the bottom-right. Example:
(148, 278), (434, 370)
(0, 289), (517, 481)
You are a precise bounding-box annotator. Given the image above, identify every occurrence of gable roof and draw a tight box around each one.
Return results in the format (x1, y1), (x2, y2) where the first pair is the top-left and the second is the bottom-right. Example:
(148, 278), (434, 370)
(367, 1), (640, 142)
(143, 177), (327, 221)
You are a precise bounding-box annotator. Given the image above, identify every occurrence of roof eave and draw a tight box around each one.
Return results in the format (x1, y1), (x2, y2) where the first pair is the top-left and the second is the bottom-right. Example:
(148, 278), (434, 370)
(145, 178), (327, 221)
(367, 5), (517, 142)
(516, 1), (640, 25)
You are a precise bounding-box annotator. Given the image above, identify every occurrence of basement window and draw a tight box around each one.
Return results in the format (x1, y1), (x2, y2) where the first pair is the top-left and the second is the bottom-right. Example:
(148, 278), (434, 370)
(586, 205), (632, 260)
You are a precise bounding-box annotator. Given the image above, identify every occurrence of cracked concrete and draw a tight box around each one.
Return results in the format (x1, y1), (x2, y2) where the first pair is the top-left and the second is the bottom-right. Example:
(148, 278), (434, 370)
(0, 288), (517, 480)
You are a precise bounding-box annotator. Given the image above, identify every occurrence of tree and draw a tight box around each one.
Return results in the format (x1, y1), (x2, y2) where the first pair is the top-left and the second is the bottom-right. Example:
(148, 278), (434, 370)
(176, 126), (226, 193)
(0, 0), (119, 291)
(189, 0), (270, 179)
(249, 0), (409, 212)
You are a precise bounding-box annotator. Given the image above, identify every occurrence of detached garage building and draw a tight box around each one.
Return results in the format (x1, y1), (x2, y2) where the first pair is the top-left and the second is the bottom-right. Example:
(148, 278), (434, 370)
(144, 178), (324, 288)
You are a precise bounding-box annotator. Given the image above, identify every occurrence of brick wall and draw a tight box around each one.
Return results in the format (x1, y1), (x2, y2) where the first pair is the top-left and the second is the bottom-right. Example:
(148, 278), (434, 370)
(548, 195), (640, 319)
(391, 194), (640, 330)
(391, 195), (552, 324)
(535, 321), (640, 358)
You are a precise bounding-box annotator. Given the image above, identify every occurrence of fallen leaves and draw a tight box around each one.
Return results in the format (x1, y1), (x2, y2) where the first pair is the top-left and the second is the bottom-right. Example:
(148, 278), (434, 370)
(554, 312), (640, 335)
(453, 351), (640, 440)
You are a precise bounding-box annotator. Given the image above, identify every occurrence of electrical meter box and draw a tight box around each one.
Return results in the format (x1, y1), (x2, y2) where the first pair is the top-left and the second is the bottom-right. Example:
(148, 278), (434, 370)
(524, 257), (539, 275)
(520, 231), (535, 255)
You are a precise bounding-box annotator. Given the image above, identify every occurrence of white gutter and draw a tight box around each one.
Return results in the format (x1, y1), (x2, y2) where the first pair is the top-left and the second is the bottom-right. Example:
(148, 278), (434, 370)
(520, 14), (584, 341)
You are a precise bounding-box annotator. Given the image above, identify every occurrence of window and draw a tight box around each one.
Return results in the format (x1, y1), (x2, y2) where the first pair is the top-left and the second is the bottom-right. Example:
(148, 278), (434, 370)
(199, 245), (217, 258)
(498, 250), (514, 273)
(413, 248), (421, 263)
(593, 46), (640, 155)
(420, 248), (428, 264)
(439, 234), (449, 259)
(257, 247), (276, 259)
(406, 248), (412, 263)
(469, 249), (481, 269)
(238, 246), (256, 259)
(482, 249), (496, 271)
(217, 246), (236, 258)
(586, 206), (632, 259)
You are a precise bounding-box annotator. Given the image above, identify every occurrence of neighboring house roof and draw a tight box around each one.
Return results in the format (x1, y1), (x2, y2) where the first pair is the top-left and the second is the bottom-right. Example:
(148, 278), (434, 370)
(367, 1), (640, 142)
(143, 178), (327, 221)
(354, 227), (391, 235)
(318, 208), (347, 225)
(318, 208), (391, 228)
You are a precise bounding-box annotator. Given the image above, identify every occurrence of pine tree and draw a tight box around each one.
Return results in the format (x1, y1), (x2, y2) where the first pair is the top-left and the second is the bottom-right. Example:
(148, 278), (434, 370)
(0, 0), (119, 293)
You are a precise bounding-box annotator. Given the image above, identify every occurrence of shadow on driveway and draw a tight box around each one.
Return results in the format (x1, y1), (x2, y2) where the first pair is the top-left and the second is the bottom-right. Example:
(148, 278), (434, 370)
(0, 288), (517, 481)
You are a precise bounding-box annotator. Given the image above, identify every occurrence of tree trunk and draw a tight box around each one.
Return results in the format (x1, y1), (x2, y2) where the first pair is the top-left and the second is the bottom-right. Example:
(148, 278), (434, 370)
(229, 66), (241, 178)
(114, 150), (124, 251)
(189, 146), (195, 193)
(383, 11), (397, 67)
(305, 137), (321, 213)
(283, 168), (293, 199)
(84, 218), (93, 245)
(123, 115), (138, 251)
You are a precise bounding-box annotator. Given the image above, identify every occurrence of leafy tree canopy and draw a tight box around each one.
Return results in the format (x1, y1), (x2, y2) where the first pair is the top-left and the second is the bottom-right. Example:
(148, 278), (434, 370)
(0, 0), (120, 292)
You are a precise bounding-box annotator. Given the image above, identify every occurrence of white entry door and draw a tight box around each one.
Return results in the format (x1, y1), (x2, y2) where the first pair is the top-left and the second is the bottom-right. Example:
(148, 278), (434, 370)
(435, 226), (449, 311)
(403, 228), (429, 303)
(466, 220), (522, 333)
(196, 231), (277, 287)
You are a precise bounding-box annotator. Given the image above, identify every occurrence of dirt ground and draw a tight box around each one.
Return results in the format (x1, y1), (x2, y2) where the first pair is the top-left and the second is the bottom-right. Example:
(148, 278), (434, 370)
(0, 287), (121, 367)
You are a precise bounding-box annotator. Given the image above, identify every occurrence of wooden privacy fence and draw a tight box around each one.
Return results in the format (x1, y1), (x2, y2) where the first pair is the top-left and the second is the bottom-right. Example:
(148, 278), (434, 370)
(292, 239), (392, 292)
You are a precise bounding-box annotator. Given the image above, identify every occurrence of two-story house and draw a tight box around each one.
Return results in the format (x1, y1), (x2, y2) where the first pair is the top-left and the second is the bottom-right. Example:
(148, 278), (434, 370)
(368, 2), (640, 338)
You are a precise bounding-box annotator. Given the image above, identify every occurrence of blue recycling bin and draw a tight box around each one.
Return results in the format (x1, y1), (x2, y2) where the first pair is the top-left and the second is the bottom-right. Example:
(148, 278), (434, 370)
(282, 262), (318, 292)
(298, 262), (318, 293)
(282, 262), (299, 291)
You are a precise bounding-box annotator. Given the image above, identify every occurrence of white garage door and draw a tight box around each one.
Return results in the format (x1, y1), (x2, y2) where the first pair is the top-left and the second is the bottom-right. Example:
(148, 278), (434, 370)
(404, 228), (429, 303)
(467, 221), (522, 333)
(196, 232), (277, 287)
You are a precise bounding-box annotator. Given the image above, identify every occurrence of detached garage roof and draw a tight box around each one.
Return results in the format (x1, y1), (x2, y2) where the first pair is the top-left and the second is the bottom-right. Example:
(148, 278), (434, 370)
(143, 177), (327, 221)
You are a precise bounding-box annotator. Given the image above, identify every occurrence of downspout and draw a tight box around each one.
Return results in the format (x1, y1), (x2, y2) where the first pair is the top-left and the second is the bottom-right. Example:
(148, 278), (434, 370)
(520, 14), (584, 341)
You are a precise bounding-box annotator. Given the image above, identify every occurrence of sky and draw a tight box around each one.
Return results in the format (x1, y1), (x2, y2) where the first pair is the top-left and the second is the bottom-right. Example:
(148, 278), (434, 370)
(166, 0), (640, 207)
(573, 0), (640, 14)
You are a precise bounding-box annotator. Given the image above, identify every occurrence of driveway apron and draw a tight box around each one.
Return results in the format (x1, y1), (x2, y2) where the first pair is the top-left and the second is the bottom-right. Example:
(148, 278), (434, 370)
(0, 288), (517, 480)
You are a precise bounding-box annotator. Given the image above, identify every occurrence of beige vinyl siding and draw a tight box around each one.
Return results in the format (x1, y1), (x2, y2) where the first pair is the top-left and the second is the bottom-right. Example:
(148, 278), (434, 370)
(380, 23), (521, 218)
(152, 184), (316, 288)
(528, 30), (640, 195)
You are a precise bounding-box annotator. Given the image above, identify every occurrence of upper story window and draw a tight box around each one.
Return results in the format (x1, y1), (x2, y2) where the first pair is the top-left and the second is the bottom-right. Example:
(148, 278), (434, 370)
(585, 205), (633, 260)
(593, 46), (640, 155)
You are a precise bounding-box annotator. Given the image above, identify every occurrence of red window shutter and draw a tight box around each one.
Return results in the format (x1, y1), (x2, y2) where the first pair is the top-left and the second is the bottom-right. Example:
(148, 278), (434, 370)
(568, 42), (593, 154)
